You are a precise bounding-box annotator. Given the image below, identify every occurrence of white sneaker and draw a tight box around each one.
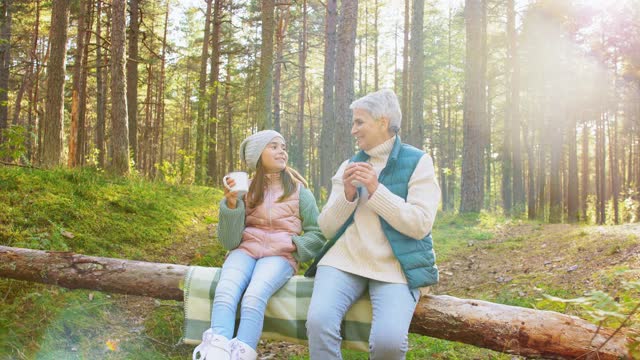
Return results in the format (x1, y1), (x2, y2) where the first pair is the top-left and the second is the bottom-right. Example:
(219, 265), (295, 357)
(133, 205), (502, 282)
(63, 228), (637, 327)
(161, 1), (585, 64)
(192, 329), (231, 360)
(231, 339), (257, 360)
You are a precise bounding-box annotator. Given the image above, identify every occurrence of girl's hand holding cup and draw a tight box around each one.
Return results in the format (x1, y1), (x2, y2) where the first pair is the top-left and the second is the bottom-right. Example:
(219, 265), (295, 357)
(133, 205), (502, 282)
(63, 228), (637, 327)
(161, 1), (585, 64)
(223, 171), (249, 209)
(223, 178), (238, 209)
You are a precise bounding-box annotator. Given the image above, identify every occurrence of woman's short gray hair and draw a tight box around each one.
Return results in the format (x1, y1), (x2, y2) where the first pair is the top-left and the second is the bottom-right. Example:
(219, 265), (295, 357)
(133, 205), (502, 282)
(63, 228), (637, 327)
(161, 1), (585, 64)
(349, 89), (402, 133)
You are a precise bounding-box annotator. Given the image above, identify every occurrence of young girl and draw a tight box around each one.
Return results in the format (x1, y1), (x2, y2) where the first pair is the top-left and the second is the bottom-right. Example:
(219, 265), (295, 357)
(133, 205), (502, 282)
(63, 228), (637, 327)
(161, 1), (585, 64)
(193, 130), (325, 360)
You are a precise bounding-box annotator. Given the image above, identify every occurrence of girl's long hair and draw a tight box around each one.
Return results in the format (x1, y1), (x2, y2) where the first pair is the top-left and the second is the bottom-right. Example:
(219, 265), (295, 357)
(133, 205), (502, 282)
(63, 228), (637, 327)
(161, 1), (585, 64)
(246, 159), (308, 208)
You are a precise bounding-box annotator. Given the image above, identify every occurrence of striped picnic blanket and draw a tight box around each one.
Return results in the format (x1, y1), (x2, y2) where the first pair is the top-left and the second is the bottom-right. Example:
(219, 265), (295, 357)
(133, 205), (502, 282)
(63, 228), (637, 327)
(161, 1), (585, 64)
(182, 266), (372, 352)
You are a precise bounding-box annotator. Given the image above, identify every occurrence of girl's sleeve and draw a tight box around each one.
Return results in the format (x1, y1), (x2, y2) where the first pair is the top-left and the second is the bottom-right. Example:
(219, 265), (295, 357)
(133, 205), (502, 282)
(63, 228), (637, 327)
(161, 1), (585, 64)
(217, 198), (246, 250)
(292, 188), (326, 263)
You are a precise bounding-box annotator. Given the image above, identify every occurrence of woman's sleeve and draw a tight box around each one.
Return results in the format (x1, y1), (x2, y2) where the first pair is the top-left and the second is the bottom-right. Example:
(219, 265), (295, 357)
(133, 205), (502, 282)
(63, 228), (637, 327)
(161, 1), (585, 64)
(216, 198), (246, 250)
(317, 160), (359, 239)
(366, 154), (441, 240)
(292, 188), (327, 263)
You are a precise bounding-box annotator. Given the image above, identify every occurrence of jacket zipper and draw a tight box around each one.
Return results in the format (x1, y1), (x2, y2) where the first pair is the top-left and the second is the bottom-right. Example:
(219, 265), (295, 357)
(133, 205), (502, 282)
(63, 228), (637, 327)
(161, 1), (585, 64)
(267, 188), (273, 227)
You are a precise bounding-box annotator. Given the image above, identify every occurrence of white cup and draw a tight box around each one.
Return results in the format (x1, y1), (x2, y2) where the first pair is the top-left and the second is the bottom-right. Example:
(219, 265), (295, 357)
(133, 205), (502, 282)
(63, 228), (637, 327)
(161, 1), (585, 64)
(223, 171), (249, 196)
(349, 162), (367, 188)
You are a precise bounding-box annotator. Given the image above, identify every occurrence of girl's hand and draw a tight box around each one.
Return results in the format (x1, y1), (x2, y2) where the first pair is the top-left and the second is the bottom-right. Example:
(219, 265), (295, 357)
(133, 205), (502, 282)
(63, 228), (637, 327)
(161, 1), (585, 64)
(224, 178), (238, 209)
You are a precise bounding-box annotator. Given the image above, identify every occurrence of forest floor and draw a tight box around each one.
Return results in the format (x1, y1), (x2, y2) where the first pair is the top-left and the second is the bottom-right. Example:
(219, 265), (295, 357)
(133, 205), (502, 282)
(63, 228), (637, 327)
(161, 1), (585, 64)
(1, 166), (639, 359)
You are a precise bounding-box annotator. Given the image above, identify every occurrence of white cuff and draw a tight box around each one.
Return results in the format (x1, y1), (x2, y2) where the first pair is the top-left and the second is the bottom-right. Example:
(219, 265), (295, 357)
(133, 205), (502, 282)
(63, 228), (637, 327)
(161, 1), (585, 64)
(367, 184), (403, 220)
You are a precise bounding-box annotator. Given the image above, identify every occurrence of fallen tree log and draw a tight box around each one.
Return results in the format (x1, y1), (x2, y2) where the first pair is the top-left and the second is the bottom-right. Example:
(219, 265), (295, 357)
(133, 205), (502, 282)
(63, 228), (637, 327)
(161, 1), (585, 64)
(0, 245), (631, 359)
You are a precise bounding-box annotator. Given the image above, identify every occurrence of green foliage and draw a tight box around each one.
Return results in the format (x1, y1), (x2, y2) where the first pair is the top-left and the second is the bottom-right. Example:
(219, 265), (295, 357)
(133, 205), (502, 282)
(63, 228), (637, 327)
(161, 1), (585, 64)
(156, 150), (195, 185)
(542, 277), (640, 358)
(83, 147), (104, 171)
(585, 193), (640, 225)
(0, 126), (29, 163)
(620, 189), (640, 223)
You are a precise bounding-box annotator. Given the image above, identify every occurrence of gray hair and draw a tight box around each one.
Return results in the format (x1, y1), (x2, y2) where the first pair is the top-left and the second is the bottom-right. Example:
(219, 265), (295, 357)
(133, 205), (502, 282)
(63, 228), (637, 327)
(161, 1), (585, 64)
(349, 89), (402, 133)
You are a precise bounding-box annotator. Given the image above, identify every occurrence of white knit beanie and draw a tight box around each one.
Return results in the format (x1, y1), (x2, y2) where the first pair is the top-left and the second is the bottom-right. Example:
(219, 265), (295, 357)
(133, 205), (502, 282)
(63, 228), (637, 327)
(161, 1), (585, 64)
(239, 130), (285, 170)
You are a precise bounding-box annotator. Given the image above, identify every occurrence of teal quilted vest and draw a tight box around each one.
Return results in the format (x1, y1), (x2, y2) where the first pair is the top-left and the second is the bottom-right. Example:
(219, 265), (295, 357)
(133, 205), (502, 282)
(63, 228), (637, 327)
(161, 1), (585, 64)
(305, 136), (439, 289)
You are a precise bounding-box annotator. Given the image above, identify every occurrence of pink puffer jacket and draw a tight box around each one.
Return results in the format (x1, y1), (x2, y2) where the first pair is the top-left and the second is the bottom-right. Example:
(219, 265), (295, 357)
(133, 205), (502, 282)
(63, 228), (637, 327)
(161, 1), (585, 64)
(238, 174), (301, 270)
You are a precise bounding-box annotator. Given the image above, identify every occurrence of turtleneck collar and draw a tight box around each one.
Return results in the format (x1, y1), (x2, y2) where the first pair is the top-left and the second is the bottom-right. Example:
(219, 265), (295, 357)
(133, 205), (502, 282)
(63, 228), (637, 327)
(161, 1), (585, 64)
(365, 135), (396, 160)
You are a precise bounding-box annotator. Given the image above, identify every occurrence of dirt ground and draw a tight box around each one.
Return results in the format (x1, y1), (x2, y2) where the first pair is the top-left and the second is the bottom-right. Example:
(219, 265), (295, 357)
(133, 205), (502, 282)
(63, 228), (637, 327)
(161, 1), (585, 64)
(433, 223), (640, 300)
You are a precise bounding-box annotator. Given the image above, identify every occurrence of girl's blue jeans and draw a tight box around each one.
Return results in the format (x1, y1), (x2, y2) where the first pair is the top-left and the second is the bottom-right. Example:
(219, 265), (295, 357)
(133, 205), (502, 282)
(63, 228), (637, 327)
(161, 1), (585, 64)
(211, 249), (294, 349)
(306, 265), (420, 360)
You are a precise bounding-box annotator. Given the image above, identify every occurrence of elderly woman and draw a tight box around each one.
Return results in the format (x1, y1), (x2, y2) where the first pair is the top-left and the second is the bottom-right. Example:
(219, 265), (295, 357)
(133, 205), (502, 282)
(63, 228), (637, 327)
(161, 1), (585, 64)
(305, 89), (441, 359)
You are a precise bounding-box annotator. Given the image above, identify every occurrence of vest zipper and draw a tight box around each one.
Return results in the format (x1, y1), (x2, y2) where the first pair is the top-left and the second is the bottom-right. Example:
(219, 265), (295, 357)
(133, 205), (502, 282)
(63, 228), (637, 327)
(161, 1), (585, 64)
(268, 187), (273, 227)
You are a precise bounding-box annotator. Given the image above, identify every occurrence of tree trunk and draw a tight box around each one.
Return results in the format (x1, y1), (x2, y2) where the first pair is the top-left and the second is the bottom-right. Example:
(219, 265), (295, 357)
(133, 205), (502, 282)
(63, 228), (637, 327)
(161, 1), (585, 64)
(537, 127), (547, 220)
(155, 2), (169, 179)
(12, 45), (26, 129)
(77, 0), (92, 167)
(502, 0), (515, 215)
(272, 6), (287, 133)
(549, 113), (563, 223)
(109, 0), (129, 175)
(334, 0), (358, 163)
(295, 1), (307, 176)
(409, 0), (424, 148)
(256, 0), (275, 130)
(524, 120), (536, 219)
(608, 106), (619, 224)
(401, 0), (410, 137)
(508, 0), (524, 210)
(486, 80), (493, 209)
(373, 0), (379, 92)
(581, 122), (589, 221)
(436, 85), (448, 210)
(26, 0), (40, 163)
(567, 115), (579, 223)
(460, 0), (485, 213)
(0, 246), (631, 360)
(444, 7), (455, 212)
(596, 112), (606, 224)
(127, 0), (140, 166)
(225, 54), (233, 173)
(308, 90), (318, 195)
(195, 0), (212, 184)
(181, 64), (191, 156)
(95, 0), (106, 168)
(207, 0), (222, 185)
(410, 295), (631, 360)
(0, 0), (11, 141)
(42, 0), (71, 168)
(142, 65), (154, 176)
(68, 0), (87, 168)
(319, 0), (338, 193)
(502, 89), (513, 215)
(480, 0), (488, 202)
(635, 85), (640, 222)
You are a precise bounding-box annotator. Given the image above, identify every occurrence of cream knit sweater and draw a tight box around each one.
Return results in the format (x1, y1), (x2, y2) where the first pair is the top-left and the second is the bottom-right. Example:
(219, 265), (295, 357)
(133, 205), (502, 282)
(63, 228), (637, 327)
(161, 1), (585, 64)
(317, 136), (441, 284)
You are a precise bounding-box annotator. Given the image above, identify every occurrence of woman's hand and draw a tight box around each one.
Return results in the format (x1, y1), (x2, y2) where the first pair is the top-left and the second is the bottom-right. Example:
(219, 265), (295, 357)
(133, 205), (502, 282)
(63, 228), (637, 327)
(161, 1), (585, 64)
(223, 178), (238, 209)
(342, 163), (359, 201)
(345, 162), (378, 197)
